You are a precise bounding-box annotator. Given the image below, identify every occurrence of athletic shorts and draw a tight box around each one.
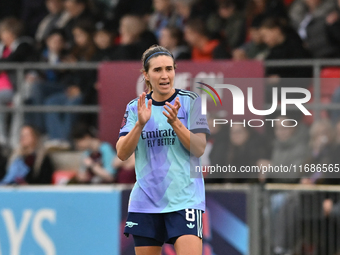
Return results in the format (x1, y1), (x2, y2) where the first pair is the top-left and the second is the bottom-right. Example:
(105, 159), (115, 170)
(124, 209), (203, 246)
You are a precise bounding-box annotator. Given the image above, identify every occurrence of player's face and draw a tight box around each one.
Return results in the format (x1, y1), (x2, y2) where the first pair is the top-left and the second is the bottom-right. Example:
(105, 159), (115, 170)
(144, 55), (175, 101)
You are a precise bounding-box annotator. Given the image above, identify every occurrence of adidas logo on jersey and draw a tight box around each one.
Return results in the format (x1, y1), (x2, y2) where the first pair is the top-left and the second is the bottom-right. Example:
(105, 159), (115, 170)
(187, 223), (195, 229)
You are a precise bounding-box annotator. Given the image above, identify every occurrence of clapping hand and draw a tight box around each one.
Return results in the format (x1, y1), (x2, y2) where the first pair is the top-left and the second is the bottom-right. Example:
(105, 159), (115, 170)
(163, 97), (181, 124)
(137, 92), (152, 126)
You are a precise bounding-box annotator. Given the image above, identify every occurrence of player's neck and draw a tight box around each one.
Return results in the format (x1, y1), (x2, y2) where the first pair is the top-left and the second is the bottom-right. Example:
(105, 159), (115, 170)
(151, 88), (176, 102)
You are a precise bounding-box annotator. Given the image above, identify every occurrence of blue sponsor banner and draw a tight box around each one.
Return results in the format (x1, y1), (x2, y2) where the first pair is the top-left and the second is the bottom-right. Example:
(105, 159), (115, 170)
(205, 191), (248, 255)
(0, 187), (121, 255)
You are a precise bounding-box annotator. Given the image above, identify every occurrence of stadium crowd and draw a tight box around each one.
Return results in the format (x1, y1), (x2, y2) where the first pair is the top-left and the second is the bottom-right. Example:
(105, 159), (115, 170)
(0, 0), (340, 186)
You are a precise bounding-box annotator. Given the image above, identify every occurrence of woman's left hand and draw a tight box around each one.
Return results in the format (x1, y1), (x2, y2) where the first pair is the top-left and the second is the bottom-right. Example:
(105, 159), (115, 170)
(163, 97), (181, 124)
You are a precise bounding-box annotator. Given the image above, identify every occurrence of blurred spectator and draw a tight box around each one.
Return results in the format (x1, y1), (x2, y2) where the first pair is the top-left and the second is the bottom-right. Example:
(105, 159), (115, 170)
(72, 124), (116, 184)
(92, 0), (117, 20)
(205, 112), (230, 183)
(260, 18), (311, 102)
(21, 0), (48, 37)
(44, 20), (97, 145)
(302, 119), (338, 184)
(290, 0), (332, 27)
(114, 15), (157, 60)
(173, 0), (196, 23)
(289, 0), (339, 58)
(207, 0), (246, 50)
(113, 153), (136, 184)
(184, 19), (229, 61)
(0, 125), (55, 185)
(35, 0), (67, 47)
(60, 0), (96, 46)
(0, 18), (37, 145)
(232, 15), (268, 60)
(65, 19), (97, 62)
(159, 25), (191, 60)
(0, 17), (37, 67)
(325, 0), (340, 46)
(265, 117), (309, 183)
(261, 17), (311, 75)
(25, 29), (69, 132)
(111, 0), (152, 33)
(148, 0), (182, 39)
(222, 125), (269, 183)
(92, 21), (116, 61)
(246, 0), (287, 24)
(186, 0), (217, 21)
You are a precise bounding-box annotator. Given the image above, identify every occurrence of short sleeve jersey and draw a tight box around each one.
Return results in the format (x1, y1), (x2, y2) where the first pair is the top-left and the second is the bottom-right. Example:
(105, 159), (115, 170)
(119, 89), (210, 213)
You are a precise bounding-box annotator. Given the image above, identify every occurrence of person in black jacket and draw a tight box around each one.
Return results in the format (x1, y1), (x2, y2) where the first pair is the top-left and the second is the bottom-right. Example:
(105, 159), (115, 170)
(60, 0), (96, 47)
(1, 125), (55, 185)
(325, 0), (340, 47)
(260, 17), (312, 103)
(92, 21), (116, 61)
(113, 15), (158, 61)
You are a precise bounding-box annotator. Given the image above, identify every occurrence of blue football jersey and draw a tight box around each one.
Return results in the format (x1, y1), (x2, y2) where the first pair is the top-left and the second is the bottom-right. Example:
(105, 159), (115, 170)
(119, 89), (210, 213)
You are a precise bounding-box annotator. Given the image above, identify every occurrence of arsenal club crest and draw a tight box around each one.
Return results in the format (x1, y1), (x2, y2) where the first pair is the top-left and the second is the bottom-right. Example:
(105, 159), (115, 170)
(121, 111), (128, 128)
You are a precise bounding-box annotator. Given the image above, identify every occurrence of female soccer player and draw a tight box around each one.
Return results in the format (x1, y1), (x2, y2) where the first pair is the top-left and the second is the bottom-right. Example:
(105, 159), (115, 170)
(116, 45), (210, 255)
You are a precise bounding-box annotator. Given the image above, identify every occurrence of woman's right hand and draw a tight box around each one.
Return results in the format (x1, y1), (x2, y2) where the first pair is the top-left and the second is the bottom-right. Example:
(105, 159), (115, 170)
(137, 92), (152, 126)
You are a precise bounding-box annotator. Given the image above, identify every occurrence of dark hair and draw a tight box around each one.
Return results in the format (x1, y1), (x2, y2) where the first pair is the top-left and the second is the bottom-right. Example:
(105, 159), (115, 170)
(251, 14), (265, 28)
(71, 123), (96, 140)
(218, 0), (236, 8)
(260, 17), (288, 34)
(165, 25), (185, 46)
(66, 0), (88, 4)
(95, 20), (115, 34)
(73, 19), (95, 35)
(185, 19), (209, 38)
(71, 19), (96, 60)
(141, 45), (176, 93)
(22, 124), (41, 139)
(46, 28), (66, 40)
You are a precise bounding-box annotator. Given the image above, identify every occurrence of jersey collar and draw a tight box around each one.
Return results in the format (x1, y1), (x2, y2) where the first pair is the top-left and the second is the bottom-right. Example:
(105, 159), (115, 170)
(147, 89), (179, 106)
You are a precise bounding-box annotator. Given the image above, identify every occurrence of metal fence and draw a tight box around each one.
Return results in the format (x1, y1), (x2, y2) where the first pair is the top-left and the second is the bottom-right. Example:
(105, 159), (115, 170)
(262, 184), (340, 255)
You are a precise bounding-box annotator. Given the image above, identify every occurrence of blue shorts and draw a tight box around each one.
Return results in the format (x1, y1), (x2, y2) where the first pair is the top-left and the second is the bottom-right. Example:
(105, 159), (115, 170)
(124, 209), (203, 246)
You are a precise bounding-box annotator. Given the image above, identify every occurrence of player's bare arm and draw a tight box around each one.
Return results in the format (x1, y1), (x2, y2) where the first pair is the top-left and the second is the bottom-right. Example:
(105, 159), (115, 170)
(116, 92), (152, 160)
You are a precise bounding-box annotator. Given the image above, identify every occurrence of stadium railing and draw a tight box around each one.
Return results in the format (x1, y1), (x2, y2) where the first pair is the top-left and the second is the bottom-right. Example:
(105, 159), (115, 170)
(262, 184), (340, 255)
(0, 60), (340, 114)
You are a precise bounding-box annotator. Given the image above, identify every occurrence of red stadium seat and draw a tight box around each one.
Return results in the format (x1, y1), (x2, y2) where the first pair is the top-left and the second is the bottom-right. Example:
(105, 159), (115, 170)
(320, 67), (340, 97)
(284, 0), (295, 6)
(303, 67), (340, 124)
(308, 67), (340, 97)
